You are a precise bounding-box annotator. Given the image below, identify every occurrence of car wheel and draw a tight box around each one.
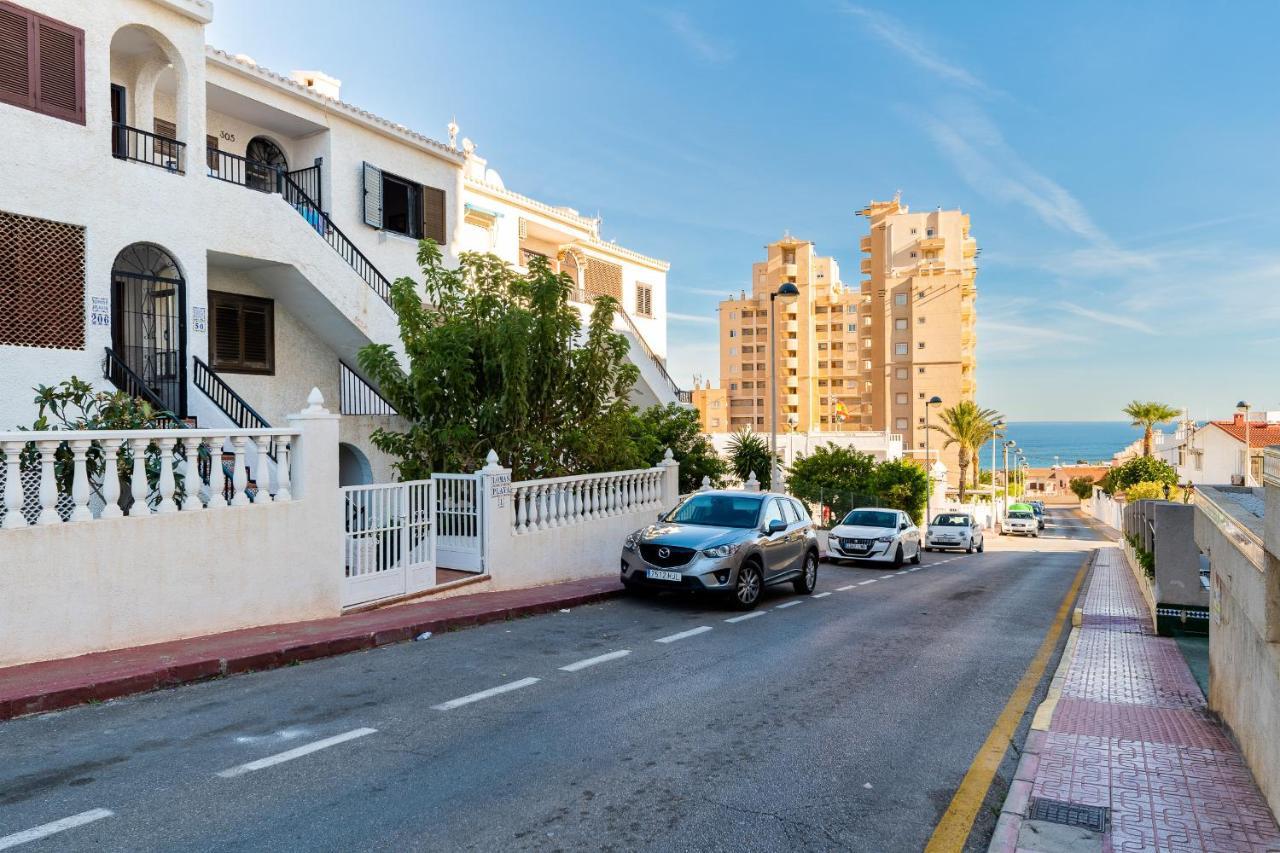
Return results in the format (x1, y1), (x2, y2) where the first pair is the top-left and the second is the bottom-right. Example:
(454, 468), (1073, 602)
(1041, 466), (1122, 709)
(733, 561), (763, 610)
(793, 551), (818, 594)
(909, 545), (921, 565)
(924, 546), (933, 553)
(891, 545), (904, 568)
(966, 539), (975, 554)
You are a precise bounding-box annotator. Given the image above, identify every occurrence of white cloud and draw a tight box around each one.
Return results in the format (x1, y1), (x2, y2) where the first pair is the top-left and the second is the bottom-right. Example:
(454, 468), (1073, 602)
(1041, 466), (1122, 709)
(1054, 302), (1156, 334)
(668, 312), (718, 325)
(842, 5), (991, 94)
(660, 10), (734, 64)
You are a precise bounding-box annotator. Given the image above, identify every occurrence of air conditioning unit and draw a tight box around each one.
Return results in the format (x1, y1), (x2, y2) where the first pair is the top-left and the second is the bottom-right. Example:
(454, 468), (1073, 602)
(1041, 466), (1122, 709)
(1230, 474), (1245, 486)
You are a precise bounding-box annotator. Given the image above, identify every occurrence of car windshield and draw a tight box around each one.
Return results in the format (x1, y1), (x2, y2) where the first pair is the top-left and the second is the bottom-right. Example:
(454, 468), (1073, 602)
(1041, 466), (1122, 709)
(1009, 511), (1034, 519)
(932, 514), (971, 527)
(841, 510), (898, 529)
(664, 494), (761, 528)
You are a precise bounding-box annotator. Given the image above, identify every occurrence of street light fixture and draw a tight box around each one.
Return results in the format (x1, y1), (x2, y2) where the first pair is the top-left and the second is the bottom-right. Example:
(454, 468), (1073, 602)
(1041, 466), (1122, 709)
(1002, 440), (1016, 532)
(924, 395), (942, 526)
(1237, 400), (1252, 486)
(991, 420), (1005, 520)
(769, 281), (800, 490)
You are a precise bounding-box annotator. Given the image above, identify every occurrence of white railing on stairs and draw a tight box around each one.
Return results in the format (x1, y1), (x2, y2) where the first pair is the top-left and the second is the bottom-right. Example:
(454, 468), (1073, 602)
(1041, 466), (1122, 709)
(510, 467), (665, 534)
(0, 427), (297, 529)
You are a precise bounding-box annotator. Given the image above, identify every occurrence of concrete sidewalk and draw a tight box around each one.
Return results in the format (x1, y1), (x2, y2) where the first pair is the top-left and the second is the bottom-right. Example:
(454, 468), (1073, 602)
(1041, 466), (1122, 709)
(0, 575), (622, 721)
(990, 547), (1280, 851)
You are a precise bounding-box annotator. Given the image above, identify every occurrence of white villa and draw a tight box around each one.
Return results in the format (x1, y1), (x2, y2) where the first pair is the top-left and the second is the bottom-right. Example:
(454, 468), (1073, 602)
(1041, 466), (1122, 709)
(0, 0), (679, 487)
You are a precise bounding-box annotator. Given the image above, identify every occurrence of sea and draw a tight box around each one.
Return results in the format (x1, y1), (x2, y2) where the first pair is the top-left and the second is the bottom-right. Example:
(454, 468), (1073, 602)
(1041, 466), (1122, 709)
(976, 421), (1144, 470)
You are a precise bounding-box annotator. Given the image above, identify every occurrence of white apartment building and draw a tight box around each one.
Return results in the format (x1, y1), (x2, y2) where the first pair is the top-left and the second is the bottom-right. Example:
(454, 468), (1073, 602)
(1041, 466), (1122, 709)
(0, 0), (676, 485)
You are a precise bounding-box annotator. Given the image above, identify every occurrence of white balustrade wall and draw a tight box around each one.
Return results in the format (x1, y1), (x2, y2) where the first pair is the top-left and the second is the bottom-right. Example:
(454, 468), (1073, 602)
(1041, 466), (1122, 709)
(0, 391), (343, 669)
(511, 467), (666, 534)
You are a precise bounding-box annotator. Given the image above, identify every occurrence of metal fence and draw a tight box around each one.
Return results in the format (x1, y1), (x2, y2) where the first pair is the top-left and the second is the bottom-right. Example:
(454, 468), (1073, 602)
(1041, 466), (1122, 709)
(341, 479), (436, 607)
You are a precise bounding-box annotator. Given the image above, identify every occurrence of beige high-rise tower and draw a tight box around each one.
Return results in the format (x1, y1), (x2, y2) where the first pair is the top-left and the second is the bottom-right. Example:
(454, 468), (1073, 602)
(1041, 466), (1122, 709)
(717, 236), (861, 435)
(857, 197), (978, 476)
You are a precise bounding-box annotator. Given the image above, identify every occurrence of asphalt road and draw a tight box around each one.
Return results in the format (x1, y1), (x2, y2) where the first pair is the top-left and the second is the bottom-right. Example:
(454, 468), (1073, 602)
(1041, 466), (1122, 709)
(0, 508), (1108, 852)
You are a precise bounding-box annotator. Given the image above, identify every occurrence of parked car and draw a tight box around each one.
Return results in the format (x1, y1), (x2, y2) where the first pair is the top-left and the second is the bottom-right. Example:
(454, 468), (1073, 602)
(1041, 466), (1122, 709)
(1004, 506), (1039, 537)
(1030, 501), (1046, 530)
(925, 512), (984, 553)
(620, 490), (819, 610)
(827, 507), (921, 567)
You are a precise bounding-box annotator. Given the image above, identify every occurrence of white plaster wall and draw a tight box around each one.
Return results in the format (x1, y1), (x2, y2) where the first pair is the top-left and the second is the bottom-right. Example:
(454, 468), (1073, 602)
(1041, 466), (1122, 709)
(487, 507), (660, 591)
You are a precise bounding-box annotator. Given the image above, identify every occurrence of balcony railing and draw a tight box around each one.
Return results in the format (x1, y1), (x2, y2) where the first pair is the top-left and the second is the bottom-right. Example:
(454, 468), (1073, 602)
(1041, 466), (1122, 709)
(207, 151), (324, 212)
(340, 360), (397, 416)
(111, 123), (185, 174)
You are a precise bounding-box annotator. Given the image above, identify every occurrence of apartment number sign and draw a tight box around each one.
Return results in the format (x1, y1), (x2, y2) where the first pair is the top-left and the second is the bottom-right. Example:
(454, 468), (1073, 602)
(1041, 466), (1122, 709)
(90, 297), (109, 327)
(192, 306), (206, 333)
(219, 130), (236, 142)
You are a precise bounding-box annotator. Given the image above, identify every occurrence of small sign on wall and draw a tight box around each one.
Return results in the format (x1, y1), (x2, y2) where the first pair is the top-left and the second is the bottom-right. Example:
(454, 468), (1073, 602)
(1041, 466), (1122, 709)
(90, 297), (110, 327)
(192, 306), (206, 333)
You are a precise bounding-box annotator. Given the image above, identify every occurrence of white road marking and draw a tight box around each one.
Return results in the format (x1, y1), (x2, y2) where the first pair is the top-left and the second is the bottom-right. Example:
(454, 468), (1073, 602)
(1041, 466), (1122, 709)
(879, 574), (895, 579)
(559, 650), (631, 672)
(774, 600), (802, 609)
(725, 611), (766, 623)
(812, 592), (832, 598)
(836, 584), (855, 591)
(430, 679), (541, 711)
(0, 809), (114, 850)
(858, 579), (877, 586)
(908, 567), (922, 572)
(217, 728), (378, 777)
(655, 626), (712, 643)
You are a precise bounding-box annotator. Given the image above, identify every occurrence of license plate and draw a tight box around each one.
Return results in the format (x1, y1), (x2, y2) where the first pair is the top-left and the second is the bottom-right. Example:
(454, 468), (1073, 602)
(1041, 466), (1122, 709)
(646, 569), (681, 582)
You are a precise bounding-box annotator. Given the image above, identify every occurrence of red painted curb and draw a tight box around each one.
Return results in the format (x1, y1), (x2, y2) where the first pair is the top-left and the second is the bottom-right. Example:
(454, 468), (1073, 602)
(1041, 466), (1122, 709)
(0, 582), (624, 721)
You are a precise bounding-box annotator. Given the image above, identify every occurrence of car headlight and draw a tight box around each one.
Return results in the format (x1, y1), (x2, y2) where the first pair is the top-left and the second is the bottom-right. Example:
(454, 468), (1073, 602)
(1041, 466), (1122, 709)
(876, 535), (895, 542)
(702, 543), (741, 559)
(623, 532), (640, 552)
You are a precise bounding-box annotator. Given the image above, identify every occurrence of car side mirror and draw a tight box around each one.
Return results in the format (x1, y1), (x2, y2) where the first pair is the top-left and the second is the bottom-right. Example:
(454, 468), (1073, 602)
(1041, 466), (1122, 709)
(657, 511), (666, 522)
(899, 522), (908, 531)
(767, 519), (787, 534)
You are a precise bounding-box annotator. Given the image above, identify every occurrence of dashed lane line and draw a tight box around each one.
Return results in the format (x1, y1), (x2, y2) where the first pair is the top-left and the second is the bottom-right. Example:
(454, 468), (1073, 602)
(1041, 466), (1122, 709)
(559, 650), (631, 672)
(655, 626), (713, 643)
(774, 601), (802, 609)
(725, 611), (766, 623)
(0, 809), (114, 851)
(857, 579), (877, 586)
(879, 574), (895, 579)
(216, 728), (378, 777)
(836, 584), (855, 591)
(431, 678), (541, 712)
(812, 592), (831, 598)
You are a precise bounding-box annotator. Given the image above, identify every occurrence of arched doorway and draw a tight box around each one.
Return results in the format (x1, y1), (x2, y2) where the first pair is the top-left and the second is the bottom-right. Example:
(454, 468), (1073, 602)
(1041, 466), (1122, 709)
(339, 443), (373, 487)
(110, 243), (186, 417)
(246, 136), (288, 193)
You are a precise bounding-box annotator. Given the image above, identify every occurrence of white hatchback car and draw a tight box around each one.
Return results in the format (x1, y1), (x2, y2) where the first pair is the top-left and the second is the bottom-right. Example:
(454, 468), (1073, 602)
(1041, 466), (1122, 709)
(827, 507), (921, 567)
(925, 512), (984, 553)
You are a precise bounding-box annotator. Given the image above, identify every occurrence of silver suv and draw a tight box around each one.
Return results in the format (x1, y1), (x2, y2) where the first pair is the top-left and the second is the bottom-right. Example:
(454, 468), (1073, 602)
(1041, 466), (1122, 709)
(621, 490), (820, 610)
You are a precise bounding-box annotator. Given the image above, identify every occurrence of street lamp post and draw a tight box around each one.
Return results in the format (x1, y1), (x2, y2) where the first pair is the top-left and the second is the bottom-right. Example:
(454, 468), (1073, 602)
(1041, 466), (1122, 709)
(991, 421), (1005, 522)
(924, 395), (942, 526)
(1002, 440), (1016, 532)
(1237, 400), (1252, 486)
(769, 282), (800, 490)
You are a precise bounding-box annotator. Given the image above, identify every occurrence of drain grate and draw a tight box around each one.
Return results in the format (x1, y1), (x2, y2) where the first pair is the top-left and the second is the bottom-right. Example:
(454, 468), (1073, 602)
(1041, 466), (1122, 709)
(1026, 796), (1109, 832)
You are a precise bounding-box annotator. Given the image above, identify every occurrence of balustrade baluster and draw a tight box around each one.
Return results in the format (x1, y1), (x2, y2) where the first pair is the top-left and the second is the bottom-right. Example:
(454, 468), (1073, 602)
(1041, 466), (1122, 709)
(230, 437), (250, 506)
(254, 436), (273, 503)
(35, 440), (61, 525)
(177, 437), (200, 510)
(100, 439), (123, 519)
(69, 439), (93, 521)
(129, 437), (152, 516)
(274, 438), (292, 502)
(531, 485), (544, 531)
(2, 441), (28, 529)
(156, 436), (178, 513)
(587, 478), (598, 520)
(515, 487), (527, 533)
(572, 482), (583, 524)
(205, 436), (227, 508)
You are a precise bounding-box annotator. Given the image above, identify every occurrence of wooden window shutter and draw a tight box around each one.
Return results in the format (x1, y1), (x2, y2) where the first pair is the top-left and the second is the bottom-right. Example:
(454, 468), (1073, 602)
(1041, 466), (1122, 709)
(211, 298), (241, 366)
(206, 133), (219, 170)
(636, 283), (653, 317)
(421, 184), (446, 245)
(362, 161), (382, 228)
(33, 13), (82, 124)
(240, 302), (270, 369)
(210, 291), (274, 374)
(0, 2), (35, 110)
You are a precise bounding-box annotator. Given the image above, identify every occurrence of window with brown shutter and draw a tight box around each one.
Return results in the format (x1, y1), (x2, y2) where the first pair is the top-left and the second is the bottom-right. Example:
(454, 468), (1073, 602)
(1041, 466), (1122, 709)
(0, 2), (82, 124)
(422, 184), (446, 244)
(209, 290), (274, 374)
(635, 283), (653, 318)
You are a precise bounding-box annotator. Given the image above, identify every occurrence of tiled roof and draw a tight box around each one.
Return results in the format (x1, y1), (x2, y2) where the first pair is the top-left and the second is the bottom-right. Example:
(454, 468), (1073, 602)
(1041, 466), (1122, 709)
(1207, 420), (1280, 448)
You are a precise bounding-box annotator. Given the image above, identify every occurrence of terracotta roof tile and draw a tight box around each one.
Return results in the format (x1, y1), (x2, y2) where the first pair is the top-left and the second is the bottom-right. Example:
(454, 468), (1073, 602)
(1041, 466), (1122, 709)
(1208, 420), (1280, 448)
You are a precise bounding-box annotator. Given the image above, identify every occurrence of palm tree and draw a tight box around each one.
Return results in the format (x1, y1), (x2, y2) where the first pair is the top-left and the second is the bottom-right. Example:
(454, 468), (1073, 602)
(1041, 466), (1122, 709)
(970, 418), (1001, 494)
(928, 401), (1004, 502)
(725, 429), (777, 490)
(1122, 401), (1180, 457)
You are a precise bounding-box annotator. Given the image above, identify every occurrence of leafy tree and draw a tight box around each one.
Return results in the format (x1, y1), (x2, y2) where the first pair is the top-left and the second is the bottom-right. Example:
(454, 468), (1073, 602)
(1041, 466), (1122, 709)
(872, 459), (929, 525)
(358, 243), (640, 480)
(1125, 480), (1182, 501)
(629, 403), (727, 493)
(786, 443), (878, 519)
(927, 401), (1003, 501)
(1122, 400), (1180, 457)
(1069, 476), (1096, 501)
(725, 429), (776, 490)
(1100, 455), (1177, 494)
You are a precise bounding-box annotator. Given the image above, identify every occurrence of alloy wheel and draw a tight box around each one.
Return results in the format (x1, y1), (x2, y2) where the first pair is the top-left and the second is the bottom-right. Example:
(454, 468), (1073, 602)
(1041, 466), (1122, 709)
(737, 565), (762, 606)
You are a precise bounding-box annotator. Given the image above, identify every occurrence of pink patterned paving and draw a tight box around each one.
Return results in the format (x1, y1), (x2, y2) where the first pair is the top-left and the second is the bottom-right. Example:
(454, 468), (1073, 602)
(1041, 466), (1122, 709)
(1023, 548), (1280, 852)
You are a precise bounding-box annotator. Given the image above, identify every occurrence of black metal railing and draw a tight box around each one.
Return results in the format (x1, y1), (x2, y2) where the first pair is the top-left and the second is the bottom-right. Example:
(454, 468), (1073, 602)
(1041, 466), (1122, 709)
(192, 356), (271, 431)
(287, 163), (322, 210)
(615, 309), (690, 403)
(340, 360), (397, 416)
(280, 173), (393, 305)
(111, 123), (185, 174)
(102, 347), (187, 428)
(207, 148), (281, 193)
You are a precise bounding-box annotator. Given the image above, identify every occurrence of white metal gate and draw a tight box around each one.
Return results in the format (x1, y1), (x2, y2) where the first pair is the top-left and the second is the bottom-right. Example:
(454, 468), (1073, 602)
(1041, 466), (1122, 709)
(432, 472), (484, 573)
(342, 479), (436, 608)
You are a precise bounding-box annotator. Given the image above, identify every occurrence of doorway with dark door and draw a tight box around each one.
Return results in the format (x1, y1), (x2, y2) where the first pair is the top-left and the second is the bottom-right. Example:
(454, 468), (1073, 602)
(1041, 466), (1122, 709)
(109, 243), (187, 418)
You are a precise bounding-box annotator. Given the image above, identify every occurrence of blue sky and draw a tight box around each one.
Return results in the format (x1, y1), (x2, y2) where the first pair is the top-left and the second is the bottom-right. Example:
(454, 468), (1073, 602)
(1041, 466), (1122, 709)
(209, 1), (1280, 421)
